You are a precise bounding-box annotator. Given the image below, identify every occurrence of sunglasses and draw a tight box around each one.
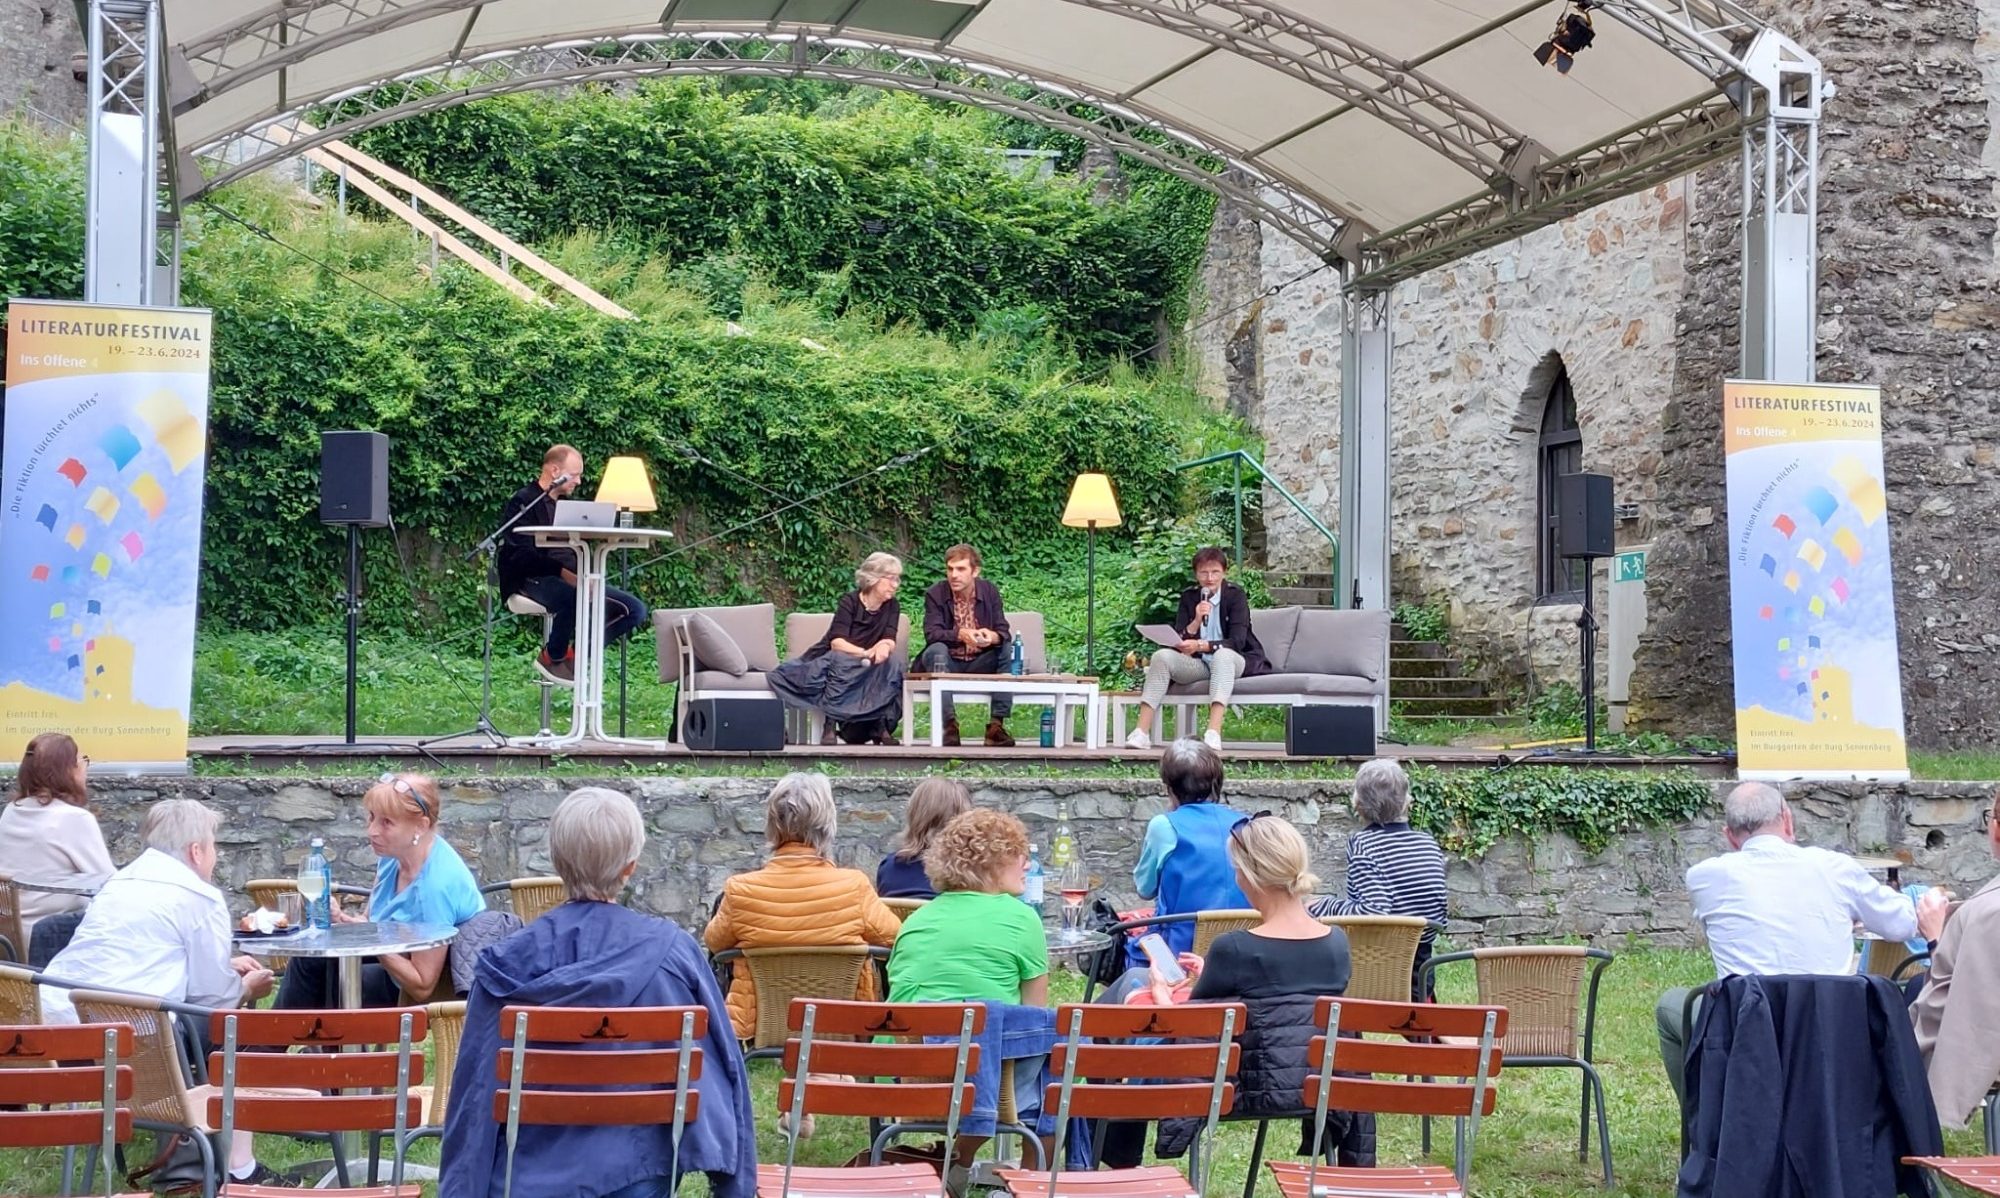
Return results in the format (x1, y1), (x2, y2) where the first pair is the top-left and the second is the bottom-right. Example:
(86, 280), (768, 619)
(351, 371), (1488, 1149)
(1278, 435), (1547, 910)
(1230, 810), (1278, 846)
(378, 773), (433, 820)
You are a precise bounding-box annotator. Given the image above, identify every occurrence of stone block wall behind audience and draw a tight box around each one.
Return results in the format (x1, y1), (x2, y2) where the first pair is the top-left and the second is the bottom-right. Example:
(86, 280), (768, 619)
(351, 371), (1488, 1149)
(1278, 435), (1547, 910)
(0, 731), (113, 940)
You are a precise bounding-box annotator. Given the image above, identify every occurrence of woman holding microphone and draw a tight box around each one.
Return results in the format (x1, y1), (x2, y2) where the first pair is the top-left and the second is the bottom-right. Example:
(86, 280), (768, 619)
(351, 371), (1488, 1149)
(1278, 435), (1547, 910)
(1124, 547), (1270, 751)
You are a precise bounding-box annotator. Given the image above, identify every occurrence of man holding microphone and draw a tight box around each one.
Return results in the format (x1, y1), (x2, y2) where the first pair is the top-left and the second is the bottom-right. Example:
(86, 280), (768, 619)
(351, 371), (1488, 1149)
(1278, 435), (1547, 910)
(1123, 546), (1271, 752)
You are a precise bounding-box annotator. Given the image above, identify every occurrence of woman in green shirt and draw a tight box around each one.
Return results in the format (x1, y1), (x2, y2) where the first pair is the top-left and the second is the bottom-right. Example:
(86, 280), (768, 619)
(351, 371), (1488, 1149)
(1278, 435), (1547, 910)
(887, 808), (1049, 1006)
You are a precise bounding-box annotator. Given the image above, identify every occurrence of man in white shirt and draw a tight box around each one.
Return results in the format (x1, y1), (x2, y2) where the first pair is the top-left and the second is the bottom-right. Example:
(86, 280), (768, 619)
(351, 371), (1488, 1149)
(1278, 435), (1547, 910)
(40, 799), (284, 1185)
(1656, 781), (1948, 1104)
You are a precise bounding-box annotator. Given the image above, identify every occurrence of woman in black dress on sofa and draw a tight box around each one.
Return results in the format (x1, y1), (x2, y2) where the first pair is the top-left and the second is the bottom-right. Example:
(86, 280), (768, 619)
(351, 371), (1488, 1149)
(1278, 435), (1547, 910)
(769, 552), (906, 745)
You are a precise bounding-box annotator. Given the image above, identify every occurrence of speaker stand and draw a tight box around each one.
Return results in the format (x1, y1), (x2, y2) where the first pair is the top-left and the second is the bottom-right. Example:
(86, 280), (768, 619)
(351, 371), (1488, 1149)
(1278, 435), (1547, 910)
(342, 524), (361, 746)
(1576, 573), (1598, 754)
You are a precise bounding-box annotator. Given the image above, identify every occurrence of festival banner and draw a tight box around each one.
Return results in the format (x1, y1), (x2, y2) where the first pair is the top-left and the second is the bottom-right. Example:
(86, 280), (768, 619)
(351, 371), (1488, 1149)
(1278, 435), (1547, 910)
(1724, 380), (1908, 780)
(1, 299), (212, 769)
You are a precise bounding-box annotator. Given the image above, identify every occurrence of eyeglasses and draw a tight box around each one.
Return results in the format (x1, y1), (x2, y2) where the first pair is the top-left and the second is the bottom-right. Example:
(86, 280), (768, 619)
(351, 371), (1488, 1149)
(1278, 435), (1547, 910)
(378, 772), (433, 820)
(1224, 812), (1272, 848)
(1982, 808), (1992, 833)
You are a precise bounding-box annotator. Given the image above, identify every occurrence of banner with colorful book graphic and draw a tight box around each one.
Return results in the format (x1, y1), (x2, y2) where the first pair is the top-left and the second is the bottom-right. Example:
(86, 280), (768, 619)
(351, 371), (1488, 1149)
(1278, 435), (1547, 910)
(1, 299), (212, 769)
(1724, 380), (1908, 780)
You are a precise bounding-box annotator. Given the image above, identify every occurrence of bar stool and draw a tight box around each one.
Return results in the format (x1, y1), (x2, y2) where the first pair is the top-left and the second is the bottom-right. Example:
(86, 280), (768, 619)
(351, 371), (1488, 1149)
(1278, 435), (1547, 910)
(505, 592), (556, 737)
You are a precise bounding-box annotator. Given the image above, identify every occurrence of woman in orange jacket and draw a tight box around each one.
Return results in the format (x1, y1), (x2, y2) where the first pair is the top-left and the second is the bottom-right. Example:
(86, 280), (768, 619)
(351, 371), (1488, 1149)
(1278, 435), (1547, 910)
(704, 771), (902, 1044)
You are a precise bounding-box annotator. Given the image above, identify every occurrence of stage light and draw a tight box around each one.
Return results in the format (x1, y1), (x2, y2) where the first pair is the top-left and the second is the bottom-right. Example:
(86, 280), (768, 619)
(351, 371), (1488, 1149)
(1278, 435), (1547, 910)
(1533, 1), (1598, 75)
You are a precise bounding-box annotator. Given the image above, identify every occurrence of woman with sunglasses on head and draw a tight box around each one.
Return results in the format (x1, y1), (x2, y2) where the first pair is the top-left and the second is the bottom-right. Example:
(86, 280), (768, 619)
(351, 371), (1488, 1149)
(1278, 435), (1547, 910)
(276, 772), (485, 1008)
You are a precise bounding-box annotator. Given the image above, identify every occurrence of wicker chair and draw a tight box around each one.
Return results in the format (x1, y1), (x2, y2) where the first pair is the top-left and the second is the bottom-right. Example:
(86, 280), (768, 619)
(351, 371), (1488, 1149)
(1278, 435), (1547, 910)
(0, 874), (25, 964)
(0, 962), (40, 1024)
(711, 945), (890, 1058)
(480, 877), (568, 924)
(1318, 915), (1429, 1003)
(1421, 945), (1616, 1187)
(1193, 909), (1264, 956)
(881, 898), (929, 925)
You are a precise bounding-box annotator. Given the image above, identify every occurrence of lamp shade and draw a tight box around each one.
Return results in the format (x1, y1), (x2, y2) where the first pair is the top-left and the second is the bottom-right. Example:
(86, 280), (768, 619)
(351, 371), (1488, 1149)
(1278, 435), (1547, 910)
(1061, 472), (1122, 528)
(595, 455), (658, 512)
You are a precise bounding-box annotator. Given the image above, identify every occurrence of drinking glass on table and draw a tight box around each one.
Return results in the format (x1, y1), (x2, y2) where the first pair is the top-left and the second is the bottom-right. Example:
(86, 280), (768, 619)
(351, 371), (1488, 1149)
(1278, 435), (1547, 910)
(1058, 859), (1090, 943)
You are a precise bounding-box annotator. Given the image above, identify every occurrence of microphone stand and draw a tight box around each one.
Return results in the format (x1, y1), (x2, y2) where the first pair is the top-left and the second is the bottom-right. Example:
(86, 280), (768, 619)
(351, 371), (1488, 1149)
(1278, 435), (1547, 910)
(420, 477), (566, 750)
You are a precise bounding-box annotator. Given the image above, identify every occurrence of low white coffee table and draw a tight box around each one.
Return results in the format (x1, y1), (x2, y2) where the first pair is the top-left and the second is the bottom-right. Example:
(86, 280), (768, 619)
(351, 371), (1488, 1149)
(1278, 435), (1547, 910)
(903, 673), (1103, 749)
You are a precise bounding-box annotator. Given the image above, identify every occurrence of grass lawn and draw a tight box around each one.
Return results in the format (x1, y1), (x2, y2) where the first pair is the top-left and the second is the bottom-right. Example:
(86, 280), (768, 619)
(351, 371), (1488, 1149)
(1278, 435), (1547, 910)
(5, 946), (1983, 1196)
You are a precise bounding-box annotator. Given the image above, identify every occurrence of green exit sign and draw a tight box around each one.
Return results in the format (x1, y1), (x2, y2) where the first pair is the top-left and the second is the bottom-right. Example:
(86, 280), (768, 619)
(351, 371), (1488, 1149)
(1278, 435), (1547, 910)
(1615, 550), (1647, 583)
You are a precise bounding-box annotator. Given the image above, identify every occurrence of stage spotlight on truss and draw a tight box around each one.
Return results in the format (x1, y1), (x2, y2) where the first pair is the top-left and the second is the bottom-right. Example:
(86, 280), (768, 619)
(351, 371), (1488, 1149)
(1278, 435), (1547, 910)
(1533, 1), (1598, 75)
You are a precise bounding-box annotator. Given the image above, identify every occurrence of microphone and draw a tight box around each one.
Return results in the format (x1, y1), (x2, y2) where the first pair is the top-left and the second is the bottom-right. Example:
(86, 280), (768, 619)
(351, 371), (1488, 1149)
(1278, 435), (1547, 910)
(550, 471), (572, 487)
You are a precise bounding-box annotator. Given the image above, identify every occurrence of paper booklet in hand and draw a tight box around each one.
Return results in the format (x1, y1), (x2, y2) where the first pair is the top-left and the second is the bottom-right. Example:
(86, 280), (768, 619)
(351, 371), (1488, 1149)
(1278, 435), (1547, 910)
(1135, 624), (1184, 649)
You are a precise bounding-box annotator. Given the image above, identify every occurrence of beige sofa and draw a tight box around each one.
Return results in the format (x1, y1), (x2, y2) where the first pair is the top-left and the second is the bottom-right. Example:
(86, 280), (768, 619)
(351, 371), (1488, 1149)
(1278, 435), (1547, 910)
(653, 603), (910, 742)
(1112, 606), (1393, 738)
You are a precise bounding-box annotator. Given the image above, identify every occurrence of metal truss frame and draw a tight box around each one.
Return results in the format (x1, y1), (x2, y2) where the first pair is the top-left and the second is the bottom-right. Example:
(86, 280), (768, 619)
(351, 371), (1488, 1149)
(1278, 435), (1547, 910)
(189, 33), (1350, 258)
(83, 0), (168, 303)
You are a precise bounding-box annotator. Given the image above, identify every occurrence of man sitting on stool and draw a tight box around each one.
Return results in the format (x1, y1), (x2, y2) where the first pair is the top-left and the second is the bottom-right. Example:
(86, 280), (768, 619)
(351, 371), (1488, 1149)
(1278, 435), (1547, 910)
(917, 543), (1014, 747)
(499, 443), (650, 687)
(1655, 781), (1948, 1106)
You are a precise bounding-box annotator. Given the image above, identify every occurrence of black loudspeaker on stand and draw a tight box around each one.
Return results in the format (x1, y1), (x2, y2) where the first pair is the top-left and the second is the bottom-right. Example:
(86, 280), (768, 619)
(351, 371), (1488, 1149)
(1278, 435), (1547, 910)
(1557, 472), (1614, 752)
(320, 432), (390, 746)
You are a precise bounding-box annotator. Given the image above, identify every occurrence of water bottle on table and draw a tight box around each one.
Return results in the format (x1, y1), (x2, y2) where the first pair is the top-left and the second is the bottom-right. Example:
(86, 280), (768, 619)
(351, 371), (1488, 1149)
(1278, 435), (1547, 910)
(1023, 846), (1046, 908)
(1010, 632), (1025, 676)
(298, 838), (333, 930)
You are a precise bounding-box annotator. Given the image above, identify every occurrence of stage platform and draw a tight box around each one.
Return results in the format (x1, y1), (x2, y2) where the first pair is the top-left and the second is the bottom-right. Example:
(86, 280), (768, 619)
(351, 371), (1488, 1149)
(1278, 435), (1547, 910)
(188, 733), (1736, 776)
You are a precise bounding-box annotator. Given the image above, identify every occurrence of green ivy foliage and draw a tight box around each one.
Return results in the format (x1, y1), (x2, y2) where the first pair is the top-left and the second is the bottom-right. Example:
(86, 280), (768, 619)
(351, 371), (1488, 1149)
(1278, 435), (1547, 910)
(331, 86), (1214, 359)
(0, 124), (86, 305)
(1406, 765), (1715, 856)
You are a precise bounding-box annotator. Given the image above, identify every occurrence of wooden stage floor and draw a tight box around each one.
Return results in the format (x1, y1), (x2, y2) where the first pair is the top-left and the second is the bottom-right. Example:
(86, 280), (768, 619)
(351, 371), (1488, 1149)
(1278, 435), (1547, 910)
(187, 733), (1735, 775)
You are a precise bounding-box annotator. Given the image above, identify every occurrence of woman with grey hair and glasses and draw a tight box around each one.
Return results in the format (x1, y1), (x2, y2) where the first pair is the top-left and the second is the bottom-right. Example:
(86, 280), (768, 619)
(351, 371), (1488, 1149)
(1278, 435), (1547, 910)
(1308, 757), (1446, 999)
(442, 788), (757, 1198)
(768, 551), (908, 745)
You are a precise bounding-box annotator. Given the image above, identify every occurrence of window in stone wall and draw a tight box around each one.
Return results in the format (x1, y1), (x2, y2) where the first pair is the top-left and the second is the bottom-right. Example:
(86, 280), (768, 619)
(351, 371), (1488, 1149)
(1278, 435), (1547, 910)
(1537, 365), (1587, 600)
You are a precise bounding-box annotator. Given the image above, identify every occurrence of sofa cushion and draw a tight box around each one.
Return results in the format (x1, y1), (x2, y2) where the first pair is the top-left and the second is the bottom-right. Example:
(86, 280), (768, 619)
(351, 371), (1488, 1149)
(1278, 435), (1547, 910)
(1249, 607), (1302, 670)
(1282, 609), (1390, 682)
(689, 670), (772, 692)
(1164, 673), (1379, 699)
(685, 612), (750, 676)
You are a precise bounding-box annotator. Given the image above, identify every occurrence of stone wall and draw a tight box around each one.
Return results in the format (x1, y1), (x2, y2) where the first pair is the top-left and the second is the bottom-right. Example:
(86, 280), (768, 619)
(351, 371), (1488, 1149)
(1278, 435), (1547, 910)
(0, 0), (84, 128)
(74, 774), (1997, 949)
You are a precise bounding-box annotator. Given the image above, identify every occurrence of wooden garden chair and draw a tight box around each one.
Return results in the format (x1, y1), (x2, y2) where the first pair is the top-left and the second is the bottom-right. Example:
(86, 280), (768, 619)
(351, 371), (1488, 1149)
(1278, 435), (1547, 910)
(995, 1001), (1246, 1198)
(1267, 996), (1505, 1198)
(0, 1022), (143, 1198)
(494, 1004), (708, 1198)
(1906, 1156), (2000, 1196)
(761, 997), (983, 1198)
(207, 1006), (428, 1195)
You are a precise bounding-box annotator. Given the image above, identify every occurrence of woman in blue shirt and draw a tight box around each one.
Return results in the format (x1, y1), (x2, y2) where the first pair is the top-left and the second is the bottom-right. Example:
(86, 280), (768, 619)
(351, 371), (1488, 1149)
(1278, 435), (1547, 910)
(277, 772), (485, 1008)
(1127, 738), (1248, 967)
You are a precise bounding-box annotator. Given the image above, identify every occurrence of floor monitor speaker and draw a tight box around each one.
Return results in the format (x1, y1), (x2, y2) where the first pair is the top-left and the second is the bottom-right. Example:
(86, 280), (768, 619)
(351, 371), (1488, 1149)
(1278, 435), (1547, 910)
(683, 697), (786, 752)
(1285, 704), (1376, 758)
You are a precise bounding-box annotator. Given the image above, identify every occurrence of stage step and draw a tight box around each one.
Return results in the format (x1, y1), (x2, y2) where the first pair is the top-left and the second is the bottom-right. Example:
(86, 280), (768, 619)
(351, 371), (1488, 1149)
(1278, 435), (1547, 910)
(1386, 618), (1503, 722)
(1392, 695), (1512, 718)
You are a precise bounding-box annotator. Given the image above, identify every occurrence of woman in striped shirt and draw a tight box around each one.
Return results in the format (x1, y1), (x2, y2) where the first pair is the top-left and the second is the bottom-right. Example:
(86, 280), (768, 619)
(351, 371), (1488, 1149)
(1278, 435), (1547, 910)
(1309, 758), (1447, 999)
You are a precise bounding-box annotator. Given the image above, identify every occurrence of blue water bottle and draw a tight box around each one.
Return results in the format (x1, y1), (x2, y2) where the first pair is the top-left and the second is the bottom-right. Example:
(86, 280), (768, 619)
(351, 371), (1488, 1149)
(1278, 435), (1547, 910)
(1023, 846), (1045, 908)
(1039, 708), (1056, 748)
(1010, 632), (1025, 676)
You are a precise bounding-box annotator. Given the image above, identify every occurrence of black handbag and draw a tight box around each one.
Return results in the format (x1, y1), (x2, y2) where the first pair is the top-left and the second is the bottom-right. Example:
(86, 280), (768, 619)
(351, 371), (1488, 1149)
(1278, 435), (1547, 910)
(1084, 897), (1128, 987)
(126, 1130), (209, 1194)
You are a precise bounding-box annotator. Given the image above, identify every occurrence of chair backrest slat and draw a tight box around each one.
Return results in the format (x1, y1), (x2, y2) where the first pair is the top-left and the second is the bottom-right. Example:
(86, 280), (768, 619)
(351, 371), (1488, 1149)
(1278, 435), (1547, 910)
(494, 1089), (702, 1127)
(1054, 1042), (1243, 1079)
(210, 1048), (426, 1090)
(778, 1077), (977, 1119)
(497, 1046), (704, 1087)
(0, 1107), (134, 1149)
(778, 1039), (973, 1078)
(1312, 995), (1510, 1040)
(1307, 1075), (1501, 1118)
(1306, 1034), (1495, 1079)
(499, 1005), (707, 1043)
(0, 1063), (134, 1105)
(0, 1021), (136, 1177)
(784, 996), (981, 1038)
(208, 1007), (430, 1048)
(219, 1093), (426, 1134)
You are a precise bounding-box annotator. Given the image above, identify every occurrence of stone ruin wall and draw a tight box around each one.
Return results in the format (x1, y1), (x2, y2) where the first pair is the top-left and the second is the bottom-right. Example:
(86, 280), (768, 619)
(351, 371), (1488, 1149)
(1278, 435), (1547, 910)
(0, 0), (84, 129)
(1193, 0), (2000, 746)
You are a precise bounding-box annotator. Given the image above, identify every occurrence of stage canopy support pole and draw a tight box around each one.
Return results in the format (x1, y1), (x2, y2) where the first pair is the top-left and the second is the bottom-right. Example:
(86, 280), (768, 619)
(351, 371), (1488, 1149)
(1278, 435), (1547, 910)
(1738, 29), (1823, 384)
(84, 0), (176, 306)
(1337, 281), (1392, 618)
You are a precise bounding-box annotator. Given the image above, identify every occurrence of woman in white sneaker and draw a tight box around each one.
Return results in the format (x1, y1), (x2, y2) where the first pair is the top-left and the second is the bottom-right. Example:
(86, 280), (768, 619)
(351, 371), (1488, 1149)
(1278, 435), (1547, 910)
(1124, 546), (1270, 751)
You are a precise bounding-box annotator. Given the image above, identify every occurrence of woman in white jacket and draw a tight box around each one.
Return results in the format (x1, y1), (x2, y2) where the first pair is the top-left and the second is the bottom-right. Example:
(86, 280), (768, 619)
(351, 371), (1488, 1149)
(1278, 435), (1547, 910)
(0, 732), (115, 945)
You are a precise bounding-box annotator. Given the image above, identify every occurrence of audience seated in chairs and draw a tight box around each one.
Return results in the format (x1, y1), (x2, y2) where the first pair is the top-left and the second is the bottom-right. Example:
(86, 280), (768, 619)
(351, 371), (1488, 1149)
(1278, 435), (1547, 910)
(703, 771), (901, 1042)
(1128, 738), (1249, 968)
(278, 771), (487, 1010)
(1656, 781), (1950, 1106)
(441, 786), (755, 1198)
(1103, 813), (1373, 1170)
(1307, 757), (1447, 999)
(38, 798), (288, 1187)
(887, 807), (1054, 1171)
(1909, 786), (2000, 1131)
(0, 731), (115, 943)
(767, 551), (907, 745)
(875, 778), (972, 900)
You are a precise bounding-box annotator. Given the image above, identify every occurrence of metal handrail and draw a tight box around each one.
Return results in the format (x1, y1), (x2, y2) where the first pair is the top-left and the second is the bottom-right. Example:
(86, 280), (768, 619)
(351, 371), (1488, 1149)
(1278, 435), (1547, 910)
(1175, 449), (1339, 603)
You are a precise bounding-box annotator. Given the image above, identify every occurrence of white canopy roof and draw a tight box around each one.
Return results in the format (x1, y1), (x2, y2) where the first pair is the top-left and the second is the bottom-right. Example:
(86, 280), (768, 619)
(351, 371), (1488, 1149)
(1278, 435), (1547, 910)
(159, 0), (1790, 286)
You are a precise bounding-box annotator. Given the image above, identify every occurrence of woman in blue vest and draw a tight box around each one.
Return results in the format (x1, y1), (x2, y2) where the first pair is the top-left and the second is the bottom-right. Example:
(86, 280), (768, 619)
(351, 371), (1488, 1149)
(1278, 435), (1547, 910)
(1128, 738), (1249, 967)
